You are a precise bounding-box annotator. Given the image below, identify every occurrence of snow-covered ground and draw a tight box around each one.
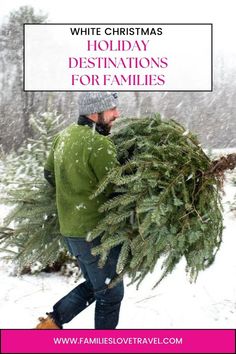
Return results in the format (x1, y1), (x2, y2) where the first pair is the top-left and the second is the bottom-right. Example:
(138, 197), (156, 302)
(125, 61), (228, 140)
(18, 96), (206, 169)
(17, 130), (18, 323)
(0, 175), (236, 329)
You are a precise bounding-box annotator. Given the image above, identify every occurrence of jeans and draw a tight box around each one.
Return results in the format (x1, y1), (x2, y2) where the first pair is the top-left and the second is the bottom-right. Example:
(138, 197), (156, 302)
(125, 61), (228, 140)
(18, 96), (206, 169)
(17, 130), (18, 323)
(50, 236), (124, 329)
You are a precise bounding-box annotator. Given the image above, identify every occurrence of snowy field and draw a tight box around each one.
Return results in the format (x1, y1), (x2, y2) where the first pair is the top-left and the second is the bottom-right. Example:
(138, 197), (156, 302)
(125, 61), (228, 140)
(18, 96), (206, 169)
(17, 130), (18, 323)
(0, 173), (236, 329)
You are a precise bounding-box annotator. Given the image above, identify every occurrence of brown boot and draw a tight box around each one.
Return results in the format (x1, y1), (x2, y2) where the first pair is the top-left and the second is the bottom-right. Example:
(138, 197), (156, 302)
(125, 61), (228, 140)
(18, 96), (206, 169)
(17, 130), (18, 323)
(35, 316), (60, 329)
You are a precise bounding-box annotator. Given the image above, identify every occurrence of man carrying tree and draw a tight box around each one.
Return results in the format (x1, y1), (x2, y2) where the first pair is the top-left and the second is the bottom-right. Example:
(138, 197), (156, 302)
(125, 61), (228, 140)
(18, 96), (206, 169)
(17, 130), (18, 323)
(35, 92), (123, 329)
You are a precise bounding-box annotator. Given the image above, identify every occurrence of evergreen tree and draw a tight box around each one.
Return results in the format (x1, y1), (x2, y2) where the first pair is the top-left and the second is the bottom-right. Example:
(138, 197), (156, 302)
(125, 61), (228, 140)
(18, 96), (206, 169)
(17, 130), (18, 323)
(0, 112), (68, 273)
(87, 114), (236, 288)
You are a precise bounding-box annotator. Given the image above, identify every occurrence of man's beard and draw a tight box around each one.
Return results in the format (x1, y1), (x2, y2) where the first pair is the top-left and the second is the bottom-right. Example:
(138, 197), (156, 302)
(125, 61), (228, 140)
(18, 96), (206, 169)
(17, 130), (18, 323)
(96, 112), (111, 136)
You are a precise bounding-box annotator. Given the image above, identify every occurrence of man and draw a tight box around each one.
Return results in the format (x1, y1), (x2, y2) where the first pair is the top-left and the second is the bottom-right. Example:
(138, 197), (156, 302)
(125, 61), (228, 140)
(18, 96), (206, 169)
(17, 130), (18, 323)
(36, 92), (124, 329)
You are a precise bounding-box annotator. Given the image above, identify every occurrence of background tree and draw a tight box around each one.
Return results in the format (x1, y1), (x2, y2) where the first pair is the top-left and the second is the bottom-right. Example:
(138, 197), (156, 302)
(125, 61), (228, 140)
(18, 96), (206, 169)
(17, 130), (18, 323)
(0, 6), (47, 151)
(0, 112), (73, 274)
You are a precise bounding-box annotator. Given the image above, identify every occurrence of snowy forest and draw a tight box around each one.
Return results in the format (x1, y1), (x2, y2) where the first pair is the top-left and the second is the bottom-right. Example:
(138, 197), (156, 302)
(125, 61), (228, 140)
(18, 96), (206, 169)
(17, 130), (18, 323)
(0, 6), (236, 153)
(0, 5), (236, 329)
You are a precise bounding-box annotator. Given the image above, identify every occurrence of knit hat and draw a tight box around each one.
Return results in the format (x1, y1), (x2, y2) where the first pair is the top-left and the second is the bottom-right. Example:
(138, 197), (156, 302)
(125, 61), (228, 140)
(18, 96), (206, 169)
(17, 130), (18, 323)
(79, 92), (118, 116)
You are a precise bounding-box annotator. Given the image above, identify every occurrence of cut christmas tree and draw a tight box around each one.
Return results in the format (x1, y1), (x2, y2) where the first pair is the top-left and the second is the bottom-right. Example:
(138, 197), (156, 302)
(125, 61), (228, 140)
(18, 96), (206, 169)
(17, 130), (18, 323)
(87, 114), (236, 288)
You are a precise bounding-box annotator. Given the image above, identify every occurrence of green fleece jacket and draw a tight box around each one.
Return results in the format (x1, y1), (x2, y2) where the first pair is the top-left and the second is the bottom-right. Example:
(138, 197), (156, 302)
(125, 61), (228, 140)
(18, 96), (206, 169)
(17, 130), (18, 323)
(45, 123), (119, 237)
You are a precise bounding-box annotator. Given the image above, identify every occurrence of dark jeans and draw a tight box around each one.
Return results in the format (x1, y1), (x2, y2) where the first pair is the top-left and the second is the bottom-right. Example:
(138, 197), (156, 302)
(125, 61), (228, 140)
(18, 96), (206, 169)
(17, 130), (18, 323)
(50, 236), (124, 329)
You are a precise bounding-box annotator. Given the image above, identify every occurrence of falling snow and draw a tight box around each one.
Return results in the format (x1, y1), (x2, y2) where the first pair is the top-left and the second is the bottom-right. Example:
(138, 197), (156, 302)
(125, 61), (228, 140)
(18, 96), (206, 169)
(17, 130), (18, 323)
(76, 204), (86, 210)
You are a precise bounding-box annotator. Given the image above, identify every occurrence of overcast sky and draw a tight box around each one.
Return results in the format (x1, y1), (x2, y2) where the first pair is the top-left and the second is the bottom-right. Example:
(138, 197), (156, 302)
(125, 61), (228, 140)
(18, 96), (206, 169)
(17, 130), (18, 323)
(0, 0), (235, 59)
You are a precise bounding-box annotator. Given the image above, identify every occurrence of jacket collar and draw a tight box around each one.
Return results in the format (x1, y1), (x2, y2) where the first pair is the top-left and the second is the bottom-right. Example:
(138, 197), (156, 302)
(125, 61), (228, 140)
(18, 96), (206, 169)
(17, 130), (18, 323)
(77, 115), (110, 136)
(77, 115), (94, 128)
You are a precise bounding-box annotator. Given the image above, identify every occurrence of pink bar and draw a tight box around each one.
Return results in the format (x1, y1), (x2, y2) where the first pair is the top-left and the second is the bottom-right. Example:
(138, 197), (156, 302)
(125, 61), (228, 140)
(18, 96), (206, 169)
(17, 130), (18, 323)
(1, 329), (235, 353)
